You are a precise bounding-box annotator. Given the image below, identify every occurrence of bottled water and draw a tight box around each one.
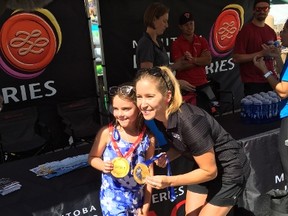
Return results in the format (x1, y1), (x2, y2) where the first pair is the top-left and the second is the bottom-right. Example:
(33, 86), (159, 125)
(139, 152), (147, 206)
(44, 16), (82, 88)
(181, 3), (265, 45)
(251, 99), (262, 124)
(259, 92), (269, 98)
(270, 97), (279, 120)
(240, 98), (252, 124)
(240, 91), (280, 124)
(253, 93), (264, 101)
(262, 99), (272, 123)
(267, 91), (277, 98)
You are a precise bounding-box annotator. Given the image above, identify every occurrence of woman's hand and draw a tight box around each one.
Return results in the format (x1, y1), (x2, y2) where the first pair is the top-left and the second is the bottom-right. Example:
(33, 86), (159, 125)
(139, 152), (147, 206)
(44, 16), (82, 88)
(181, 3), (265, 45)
(145, 175), (170, 189)
(261, 43), (281, 58)
(253, 55), (268, 73)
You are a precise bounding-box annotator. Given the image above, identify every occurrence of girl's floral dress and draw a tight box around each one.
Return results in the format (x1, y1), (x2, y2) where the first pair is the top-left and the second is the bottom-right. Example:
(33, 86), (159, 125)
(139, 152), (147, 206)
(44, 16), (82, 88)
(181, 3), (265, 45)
(100, 128), (150, 216)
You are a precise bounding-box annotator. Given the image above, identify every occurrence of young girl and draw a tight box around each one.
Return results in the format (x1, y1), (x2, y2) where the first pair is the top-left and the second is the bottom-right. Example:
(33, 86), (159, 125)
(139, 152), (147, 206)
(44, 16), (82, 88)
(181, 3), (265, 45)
(88, 84), (155, 216)
(134, 66), (250, 216)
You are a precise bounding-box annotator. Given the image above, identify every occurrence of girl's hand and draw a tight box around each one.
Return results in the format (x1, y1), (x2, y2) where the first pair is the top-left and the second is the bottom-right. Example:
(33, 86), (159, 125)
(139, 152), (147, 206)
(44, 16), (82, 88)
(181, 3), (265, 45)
(103, 160), (113, 173)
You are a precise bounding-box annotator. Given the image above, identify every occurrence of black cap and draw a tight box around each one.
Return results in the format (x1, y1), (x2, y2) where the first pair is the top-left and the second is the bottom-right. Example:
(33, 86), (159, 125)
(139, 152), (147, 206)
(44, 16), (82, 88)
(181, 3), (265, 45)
(179, 12), (194, 25)
(253, 0), (270, 8)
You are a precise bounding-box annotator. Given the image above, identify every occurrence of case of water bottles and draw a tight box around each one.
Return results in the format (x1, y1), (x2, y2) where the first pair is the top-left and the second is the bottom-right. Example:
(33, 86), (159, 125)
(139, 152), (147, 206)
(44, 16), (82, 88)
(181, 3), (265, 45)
(240, 91), (281, 124)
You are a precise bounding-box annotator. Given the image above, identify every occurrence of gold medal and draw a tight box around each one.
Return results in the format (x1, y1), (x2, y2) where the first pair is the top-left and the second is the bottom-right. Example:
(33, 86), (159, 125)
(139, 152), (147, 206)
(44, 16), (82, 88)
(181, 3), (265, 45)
(111, 157), (130, 178)
(133, 163), (150, 184)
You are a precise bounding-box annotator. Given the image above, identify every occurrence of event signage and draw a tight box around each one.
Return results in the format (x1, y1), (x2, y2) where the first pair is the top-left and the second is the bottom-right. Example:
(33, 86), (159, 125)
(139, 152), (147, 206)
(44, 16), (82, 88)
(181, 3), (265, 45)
(0, 0), (97, 109)
(98, 0), (253, 107)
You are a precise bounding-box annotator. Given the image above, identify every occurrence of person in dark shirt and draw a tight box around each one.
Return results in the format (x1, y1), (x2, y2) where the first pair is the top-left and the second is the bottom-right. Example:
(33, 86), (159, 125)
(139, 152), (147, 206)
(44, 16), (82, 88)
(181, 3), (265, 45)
(136, 2), (181, 151)
(136, 2), (184, 71)
(134, 66), (250, 216)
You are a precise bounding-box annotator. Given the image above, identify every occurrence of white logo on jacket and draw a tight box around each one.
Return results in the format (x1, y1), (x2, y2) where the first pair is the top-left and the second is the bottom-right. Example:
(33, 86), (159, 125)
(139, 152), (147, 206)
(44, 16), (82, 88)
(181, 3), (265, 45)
(171, 132), (181, 141)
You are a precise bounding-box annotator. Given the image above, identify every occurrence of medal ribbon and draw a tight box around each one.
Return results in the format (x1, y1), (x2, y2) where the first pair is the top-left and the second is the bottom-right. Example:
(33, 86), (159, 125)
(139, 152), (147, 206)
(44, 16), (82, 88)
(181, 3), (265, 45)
(142, 152), (176, 202)
(109, 123), (146, 159)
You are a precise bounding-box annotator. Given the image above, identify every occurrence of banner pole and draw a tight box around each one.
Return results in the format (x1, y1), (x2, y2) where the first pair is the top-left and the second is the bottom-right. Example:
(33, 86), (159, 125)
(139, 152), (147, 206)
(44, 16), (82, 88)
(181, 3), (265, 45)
(85, 0), (110, 125)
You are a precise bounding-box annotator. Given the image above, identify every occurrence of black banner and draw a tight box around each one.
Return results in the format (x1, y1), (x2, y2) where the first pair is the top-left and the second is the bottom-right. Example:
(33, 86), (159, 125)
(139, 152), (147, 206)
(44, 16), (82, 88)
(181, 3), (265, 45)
(0, 0), (97, 110)
(99, 0), (253, 109)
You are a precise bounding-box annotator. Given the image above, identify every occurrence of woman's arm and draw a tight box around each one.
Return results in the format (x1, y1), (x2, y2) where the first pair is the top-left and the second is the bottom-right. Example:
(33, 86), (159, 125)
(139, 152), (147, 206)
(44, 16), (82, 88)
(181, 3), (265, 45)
(253, 55), (288, 99)
(233, 44), (275, 63)
(145, 148), (217, 188)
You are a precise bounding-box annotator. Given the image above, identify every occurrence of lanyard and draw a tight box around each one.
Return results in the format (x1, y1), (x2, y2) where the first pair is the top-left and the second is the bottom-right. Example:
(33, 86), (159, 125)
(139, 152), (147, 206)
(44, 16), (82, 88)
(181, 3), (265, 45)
(109, 123), (146, 159)
(143, 152), (176, 202)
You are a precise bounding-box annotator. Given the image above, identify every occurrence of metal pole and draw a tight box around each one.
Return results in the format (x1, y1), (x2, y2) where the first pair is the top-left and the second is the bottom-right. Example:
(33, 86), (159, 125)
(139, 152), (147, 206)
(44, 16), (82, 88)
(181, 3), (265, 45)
(84, 0), (110, 125)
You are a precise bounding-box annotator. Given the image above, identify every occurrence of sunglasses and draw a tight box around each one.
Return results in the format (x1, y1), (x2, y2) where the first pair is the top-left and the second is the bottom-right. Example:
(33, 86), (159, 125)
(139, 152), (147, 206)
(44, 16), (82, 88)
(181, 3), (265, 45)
(137, 67), (169, 90)
(109, 85), (135, 96)
(255, 6), (270, 12)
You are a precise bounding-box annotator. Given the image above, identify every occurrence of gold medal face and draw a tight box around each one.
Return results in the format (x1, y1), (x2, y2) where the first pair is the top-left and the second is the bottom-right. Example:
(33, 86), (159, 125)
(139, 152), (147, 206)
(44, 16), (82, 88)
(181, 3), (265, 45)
(133, 163), (150, 184)
(111, 157), (130, 178)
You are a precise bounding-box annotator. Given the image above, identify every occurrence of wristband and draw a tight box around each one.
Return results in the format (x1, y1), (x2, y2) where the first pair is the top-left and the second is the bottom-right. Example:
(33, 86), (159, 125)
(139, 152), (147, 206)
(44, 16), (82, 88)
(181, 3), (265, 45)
(263, 71), (273, 78)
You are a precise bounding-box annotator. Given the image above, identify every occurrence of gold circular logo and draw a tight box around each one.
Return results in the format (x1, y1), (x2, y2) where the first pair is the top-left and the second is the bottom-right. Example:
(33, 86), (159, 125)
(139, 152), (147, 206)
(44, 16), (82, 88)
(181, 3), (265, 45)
(111, 157), (130, 178)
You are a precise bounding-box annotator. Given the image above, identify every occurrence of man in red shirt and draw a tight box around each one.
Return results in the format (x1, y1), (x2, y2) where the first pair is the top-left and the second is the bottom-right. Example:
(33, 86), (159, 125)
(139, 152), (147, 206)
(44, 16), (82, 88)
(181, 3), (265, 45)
(171, 12), (213, 113)
(233, 0), (278, 96)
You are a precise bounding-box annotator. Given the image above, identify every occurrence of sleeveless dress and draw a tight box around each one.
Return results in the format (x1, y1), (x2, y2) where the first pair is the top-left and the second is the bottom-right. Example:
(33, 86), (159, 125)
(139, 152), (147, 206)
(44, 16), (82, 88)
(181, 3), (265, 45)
(100, 127), (150, 216)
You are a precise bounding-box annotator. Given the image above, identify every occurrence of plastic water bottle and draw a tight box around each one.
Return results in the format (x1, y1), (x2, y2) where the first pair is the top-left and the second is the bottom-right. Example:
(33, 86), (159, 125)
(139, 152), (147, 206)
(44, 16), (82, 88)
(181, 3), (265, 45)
(269, 92), (281, 117)
(264, 41), (279, 60)
(262, 99), (272, 123)
(253, 93), (264, 101)
(270, 97), (279, 121)
(252, 99), (263, 124)
(274, 40), (280, 47)
(268, 91), (277, 98)
(240, 98), (252, 123)
(245, 95), (253, 101)
(259, 92), (269, 98)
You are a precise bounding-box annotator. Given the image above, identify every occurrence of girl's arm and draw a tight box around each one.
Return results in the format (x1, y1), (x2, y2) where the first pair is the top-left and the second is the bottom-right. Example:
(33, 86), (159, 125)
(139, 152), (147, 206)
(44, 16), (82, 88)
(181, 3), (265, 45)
(88, 126), (113, 173)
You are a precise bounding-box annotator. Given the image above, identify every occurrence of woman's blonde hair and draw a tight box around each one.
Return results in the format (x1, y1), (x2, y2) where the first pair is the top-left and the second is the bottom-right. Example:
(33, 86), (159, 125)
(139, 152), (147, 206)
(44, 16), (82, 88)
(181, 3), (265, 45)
(134, 66), (183, 116)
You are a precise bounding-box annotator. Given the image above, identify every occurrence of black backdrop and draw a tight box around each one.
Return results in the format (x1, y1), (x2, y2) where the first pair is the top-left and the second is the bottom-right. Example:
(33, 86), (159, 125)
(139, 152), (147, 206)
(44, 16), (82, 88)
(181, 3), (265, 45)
(0, 0), (99, 150)
(0, 1), (286, 215)
(0, 0), (97, 111)
(99, 0), (254, 109)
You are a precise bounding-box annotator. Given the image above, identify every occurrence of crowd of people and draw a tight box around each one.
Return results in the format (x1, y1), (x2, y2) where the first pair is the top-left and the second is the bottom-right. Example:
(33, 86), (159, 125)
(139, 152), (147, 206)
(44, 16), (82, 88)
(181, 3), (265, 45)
(88, 0), (288, 215)
(0, 0), (285, 215)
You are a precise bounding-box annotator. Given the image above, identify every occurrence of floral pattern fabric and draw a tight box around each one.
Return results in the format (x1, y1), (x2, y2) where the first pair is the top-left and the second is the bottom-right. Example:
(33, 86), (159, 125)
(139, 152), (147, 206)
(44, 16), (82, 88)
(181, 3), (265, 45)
(100, 129), (150, 216)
